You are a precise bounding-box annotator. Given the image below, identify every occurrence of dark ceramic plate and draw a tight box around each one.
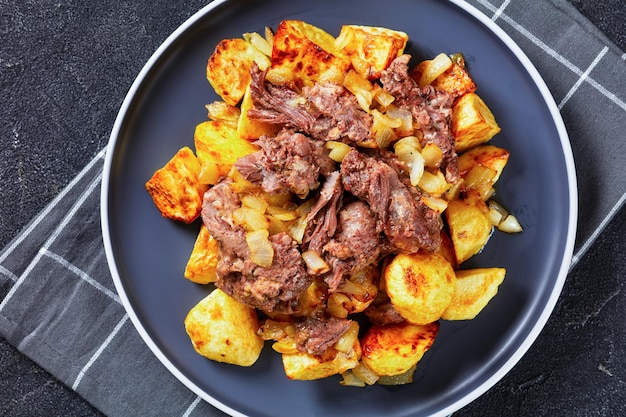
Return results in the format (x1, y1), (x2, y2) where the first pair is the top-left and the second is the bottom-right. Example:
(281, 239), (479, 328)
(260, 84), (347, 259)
(101, 0), (577, 416)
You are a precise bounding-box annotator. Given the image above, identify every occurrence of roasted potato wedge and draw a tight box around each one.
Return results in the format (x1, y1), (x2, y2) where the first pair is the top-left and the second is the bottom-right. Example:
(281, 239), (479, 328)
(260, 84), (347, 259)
(335, 25), (408, 80)
(145, 146), (208, 223)
(194, 120), (258, 184)
(184, 289), (264, 366)
(442, 268), (506, 320)
(184, 224), (219, 284)
(271, 20), (350, 88)
(445, 199), (493, 264)
(361, 321), (439, 376)
(206, 37), (271, 106)
(383, 252), (455, 325)
(452, 93), (501, 152)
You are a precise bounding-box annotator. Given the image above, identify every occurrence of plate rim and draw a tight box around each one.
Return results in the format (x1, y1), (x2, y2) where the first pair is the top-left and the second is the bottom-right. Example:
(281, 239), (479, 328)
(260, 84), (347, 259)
(100, 0), (578, 416)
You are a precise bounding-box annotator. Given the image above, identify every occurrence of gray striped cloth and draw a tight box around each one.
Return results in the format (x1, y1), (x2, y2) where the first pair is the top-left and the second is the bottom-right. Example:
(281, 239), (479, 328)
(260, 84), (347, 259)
(1, 0), (625, 416)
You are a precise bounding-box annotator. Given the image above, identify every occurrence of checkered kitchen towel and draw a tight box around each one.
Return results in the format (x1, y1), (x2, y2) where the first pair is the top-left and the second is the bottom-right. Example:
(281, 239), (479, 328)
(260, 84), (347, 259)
(1, 0), (625, 416)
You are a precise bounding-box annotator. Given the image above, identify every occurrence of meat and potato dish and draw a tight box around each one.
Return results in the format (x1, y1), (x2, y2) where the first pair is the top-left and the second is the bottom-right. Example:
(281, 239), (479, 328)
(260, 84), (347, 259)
(145, 20), (522, 386)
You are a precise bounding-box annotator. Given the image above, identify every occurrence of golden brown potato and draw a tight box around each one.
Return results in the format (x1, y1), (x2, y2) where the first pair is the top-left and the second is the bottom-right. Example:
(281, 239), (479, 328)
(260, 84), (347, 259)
(458, 144), (510, 181)
(205, 100), (241, 126)
(458, 145), (510, 202)
(206, 37), (271, 106)
(237, 84), (282, 140)
(281, 324), (361, 380)
(184, 289), (264, 366)
(437, 230), (458, 270)
(410, 58), (476, 102)
(145, 146), (208, 223)
(194, 120), (258, 184)
(452, 93), (501, 152)
(335, 25), (408, 80)
(271, 20), (350, 88)
(442, 268), (506, 320)
(383, 252), (456, 325)
(361, 321), (439, 376)
(445, 199), (493, 265)
(184, 224), (219, 284)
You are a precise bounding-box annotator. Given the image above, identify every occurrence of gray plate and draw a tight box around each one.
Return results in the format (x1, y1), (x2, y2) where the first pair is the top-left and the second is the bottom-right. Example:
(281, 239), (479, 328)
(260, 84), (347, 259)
(101, 0), (577, 415)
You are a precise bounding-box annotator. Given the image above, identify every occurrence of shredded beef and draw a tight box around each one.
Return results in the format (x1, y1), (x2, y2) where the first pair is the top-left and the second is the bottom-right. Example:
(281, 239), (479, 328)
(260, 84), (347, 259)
(321, 200), (382, 292)
(248, 64), (373, 146)
(235, 128), (332, 198)
(247, 65), (315, 129)
(201, 182), (312, 313)
(303, 171), (343, 254)
(294, 316), (352, 356)
(302, 83), (373, 146)
(380, 54), (459, 182)
(340, 148), (442, 253)
(364, 297), (406, 326)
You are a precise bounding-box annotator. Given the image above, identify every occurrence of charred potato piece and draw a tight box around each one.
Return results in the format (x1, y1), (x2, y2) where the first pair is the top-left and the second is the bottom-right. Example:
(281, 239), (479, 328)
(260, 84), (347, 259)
(271, 20), (350, 88)
(361, 321), (439, 376)
(335, 25), (408, 80)
(145, 146), (208, 223)
(194, 120), (258, 184)
(383, 252), (455, 325)
(206, 37), (271, 106)
(184, 224), (219, 284)
(442, 267), (506, 320)
(452, 93), (501, 152)
(184, 289), (264, 366)
(445, 199), (493, 265)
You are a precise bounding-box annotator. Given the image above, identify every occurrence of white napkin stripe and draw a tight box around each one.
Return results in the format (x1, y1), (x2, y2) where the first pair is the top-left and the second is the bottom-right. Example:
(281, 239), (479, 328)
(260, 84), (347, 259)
(0, 265), (18, 283)
(571, 191), (626, 268)
(559, 46), (609, 110)
(72, 313), (129, 390)
(40, 248), (121, 304)
(0, 170), (103, 312)
(490, 0), (511, 22)
(182, 396), (202, 417)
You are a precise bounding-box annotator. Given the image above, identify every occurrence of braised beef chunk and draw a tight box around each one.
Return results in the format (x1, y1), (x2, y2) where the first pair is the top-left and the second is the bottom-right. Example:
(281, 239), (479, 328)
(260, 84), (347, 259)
(247, 64), (315, 129)
(364, 298), (406, 326)
(380, 54), (459, 183)
(235, 128), (331, 198)
(294, 316), (352, 356)
(321, 200), (381, 292)
(302, 83), (373, 146)
(248, 64), (373, 146)
(200, 180), (248, 258)
(340, 148), (442, 253)
(202, 183), (312, 313)
(304, 171), (343, 254)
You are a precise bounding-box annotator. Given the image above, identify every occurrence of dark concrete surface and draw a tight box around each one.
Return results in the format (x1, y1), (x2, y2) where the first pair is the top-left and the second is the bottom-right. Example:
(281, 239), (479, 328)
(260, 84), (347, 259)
(1, 1), (625, 416)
